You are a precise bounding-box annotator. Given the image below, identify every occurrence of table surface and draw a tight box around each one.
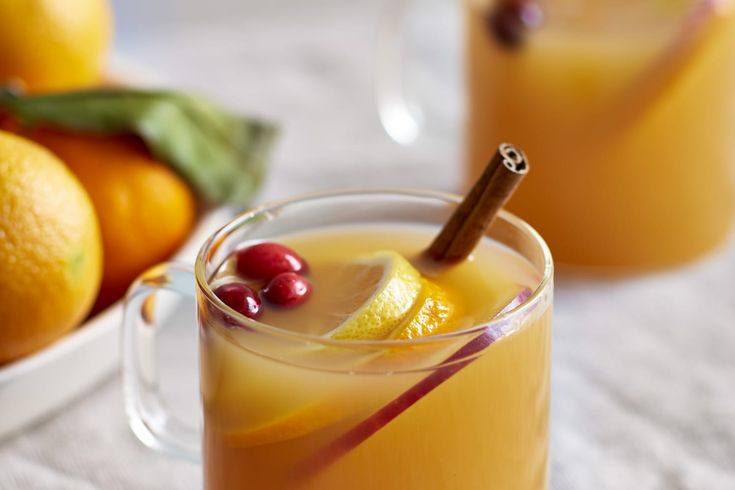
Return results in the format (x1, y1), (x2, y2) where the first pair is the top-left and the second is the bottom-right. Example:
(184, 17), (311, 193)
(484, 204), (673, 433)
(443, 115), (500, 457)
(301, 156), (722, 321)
(1, 1), (734, 488)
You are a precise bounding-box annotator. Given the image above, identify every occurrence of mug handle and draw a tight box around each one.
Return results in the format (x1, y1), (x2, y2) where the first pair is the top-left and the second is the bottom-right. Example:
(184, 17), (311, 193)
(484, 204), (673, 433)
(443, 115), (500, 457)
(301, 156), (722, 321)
(376, 0), (425, 145)
(121, 262), (201, 463)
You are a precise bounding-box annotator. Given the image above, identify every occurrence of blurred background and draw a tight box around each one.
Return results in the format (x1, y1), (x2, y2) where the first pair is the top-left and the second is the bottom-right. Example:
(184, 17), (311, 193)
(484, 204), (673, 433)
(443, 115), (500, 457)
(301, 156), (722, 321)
(112, 0), (462, 199)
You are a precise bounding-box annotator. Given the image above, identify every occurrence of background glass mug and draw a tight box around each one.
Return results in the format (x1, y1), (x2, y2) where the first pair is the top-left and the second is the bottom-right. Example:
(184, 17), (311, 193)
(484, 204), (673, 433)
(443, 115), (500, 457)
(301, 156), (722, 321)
(122, 190), (553, 489)
(377, 0), (735, 269)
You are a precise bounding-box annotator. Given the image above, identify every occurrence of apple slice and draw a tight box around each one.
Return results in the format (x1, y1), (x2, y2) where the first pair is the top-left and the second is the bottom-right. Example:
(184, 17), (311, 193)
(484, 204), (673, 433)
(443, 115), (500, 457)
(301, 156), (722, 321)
(610, 0), (733, 128)
(295, 288), (533, 480)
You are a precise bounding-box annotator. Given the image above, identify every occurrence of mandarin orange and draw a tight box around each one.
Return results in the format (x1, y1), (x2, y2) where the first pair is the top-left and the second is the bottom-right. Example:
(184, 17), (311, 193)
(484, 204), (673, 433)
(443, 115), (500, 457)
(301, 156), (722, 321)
(26, 129), (197, 309)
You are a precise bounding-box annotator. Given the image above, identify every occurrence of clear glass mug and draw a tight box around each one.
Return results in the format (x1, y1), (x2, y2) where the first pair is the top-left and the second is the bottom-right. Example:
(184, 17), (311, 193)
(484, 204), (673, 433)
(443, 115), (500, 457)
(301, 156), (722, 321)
(378, 0), (735, 269)
(122, 189), (553, 489)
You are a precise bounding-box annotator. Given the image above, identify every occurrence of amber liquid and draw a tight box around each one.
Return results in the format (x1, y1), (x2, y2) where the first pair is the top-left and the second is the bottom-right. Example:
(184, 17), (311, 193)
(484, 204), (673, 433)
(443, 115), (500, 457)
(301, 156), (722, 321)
(199, 225), (551, 489)
(467, 1), (735, 268)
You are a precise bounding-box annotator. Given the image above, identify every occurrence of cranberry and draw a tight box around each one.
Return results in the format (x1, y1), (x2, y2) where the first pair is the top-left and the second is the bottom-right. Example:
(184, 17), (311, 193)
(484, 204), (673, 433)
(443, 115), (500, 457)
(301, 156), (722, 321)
(261, 272), (312, 308)
(213, 283), (263, 320)
(486, 1), (544, 49)
(236, 242), (308, 281)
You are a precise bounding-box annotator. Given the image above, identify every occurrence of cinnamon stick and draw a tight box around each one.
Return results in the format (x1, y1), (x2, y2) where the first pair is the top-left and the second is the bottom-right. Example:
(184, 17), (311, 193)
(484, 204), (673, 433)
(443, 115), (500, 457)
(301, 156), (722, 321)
(425, 143), (528, 264)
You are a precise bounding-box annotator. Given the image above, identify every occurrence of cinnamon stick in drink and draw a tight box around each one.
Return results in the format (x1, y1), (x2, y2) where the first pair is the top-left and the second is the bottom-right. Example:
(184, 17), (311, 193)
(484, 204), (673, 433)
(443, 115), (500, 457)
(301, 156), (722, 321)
(425, 142), (529, 264)
(296, 143), (532, 481)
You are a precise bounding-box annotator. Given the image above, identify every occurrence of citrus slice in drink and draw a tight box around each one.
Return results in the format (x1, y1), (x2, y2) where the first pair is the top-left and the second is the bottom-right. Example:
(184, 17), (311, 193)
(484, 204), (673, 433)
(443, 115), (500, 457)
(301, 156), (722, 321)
(328, 251), (424, 340)
(393, 278), (458, 340)
(326, 250), (460, 341)
(224, 400), (348, 448)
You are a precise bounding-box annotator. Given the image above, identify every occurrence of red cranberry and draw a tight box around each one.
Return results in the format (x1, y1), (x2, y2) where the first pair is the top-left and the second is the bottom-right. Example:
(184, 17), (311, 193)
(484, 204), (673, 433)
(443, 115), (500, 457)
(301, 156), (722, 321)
(213, 283), (263, 320)
(236, 242), (308, 281)
(262, 272), (312, 308)
(486, 1), (544, 49)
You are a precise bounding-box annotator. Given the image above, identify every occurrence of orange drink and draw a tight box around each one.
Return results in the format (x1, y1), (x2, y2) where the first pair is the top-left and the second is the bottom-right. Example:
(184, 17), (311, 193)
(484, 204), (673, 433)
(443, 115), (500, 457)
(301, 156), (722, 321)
(122, 190), (553, 490)
(197, 191), (553, 489)
(466, 0), (735, 268)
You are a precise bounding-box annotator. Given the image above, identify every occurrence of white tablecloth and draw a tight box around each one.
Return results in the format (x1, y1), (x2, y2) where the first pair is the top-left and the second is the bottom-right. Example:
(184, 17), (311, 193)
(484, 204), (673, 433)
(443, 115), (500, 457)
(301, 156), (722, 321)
(1, 1), (734, 488)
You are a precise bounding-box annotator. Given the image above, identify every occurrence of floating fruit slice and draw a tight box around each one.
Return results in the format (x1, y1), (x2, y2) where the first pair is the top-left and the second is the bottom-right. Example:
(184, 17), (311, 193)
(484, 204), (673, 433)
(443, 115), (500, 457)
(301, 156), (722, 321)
(393, 278), (458, 340)
(328, 251), (423, 341)
(224, 400), (346, 448)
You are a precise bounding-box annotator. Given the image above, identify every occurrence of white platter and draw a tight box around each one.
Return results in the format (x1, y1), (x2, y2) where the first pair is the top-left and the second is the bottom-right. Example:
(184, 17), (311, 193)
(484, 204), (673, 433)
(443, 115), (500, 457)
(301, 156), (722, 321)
(0, 58), (236, 440)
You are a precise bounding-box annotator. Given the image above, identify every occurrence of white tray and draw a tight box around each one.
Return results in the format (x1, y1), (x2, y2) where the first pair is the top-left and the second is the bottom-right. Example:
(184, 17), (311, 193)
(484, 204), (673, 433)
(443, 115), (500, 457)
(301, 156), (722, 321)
(0, 58), (237, 440)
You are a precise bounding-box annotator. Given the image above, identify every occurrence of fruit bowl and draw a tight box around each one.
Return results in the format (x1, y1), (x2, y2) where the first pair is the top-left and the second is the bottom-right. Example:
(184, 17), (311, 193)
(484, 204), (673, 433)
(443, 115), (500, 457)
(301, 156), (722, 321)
(0, 58), (237, 441)
(0, 205), (235, 440)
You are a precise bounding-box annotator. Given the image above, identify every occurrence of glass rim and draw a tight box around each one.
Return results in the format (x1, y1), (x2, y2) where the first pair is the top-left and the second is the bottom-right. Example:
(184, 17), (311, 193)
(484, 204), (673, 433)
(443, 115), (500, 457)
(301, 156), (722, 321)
(194, 188), (553, 348)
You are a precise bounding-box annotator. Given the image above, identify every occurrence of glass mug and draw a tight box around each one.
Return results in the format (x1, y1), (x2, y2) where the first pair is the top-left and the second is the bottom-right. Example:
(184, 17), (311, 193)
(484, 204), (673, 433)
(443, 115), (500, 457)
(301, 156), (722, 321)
(378, 0), (735, 269)
(122, 190), (553, 489)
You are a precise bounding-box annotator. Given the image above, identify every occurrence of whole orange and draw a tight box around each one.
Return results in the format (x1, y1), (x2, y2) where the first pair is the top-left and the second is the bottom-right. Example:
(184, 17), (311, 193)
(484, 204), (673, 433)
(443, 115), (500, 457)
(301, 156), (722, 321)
(26, 129), (197, 309)
(0, 0), (112, 93)
(0, 130), (103, 364)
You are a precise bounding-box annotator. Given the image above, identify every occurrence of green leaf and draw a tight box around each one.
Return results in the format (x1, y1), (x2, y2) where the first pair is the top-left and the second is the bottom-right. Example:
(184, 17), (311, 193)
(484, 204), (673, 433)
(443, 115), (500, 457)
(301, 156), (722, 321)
(0, 87), (278, 205)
